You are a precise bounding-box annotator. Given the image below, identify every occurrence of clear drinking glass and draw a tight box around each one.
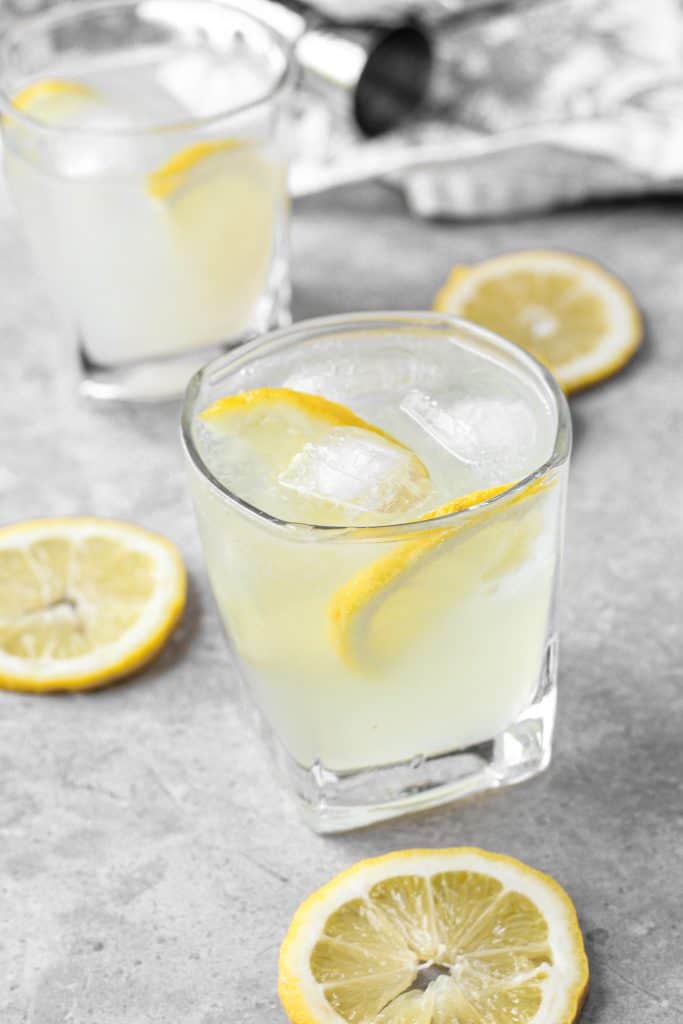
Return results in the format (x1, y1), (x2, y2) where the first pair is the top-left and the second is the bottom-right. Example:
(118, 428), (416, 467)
(0, 0), (293, 400)
(182, 312), (572, 832)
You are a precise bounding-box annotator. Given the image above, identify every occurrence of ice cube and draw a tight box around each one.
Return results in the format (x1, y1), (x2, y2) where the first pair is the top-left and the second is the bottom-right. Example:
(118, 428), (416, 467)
(278, 426), (431, 516)
(401, 388), (539, 481)
(157, 51), (269, 119)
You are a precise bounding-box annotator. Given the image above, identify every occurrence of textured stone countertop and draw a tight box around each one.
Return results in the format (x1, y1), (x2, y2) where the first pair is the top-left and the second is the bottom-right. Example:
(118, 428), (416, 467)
(1, 185), (682, 1023)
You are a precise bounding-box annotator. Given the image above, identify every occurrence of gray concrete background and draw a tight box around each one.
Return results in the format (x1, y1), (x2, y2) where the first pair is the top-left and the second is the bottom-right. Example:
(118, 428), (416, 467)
(1, 185), (682, 1022)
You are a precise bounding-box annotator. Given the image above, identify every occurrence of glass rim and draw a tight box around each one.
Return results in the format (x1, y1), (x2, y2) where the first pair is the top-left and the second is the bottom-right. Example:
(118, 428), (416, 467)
(181, 311), (572, 541)
(0, 0), (295, 138)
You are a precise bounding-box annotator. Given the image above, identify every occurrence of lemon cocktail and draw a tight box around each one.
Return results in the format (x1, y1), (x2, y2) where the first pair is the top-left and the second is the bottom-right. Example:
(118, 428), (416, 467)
(0, 1), (291, 399)
(183, 313), (571, 830)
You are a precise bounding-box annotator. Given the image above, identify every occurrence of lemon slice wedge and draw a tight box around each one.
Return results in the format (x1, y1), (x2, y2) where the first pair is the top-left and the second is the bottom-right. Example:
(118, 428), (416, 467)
(147, 139), (245, 199)
(279, 848), (589, 1024)
(0, 517), (186, 692)
(146, 142), (283, 327)
(433, 249), (642, 393)
(10, 78), (97, 122)
(199, 388), (432, 525)
(329, 477), (550, 670)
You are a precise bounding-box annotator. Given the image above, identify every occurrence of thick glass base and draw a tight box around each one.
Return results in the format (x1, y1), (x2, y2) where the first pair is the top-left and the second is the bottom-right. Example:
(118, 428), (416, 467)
(79, 339), (233, 402)
(283, 638), (558, 833)
(78, 276), (292, 402)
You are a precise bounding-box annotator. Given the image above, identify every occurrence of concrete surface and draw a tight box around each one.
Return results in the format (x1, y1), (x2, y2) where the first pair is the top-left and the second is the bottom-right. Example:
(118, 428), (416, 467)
(1, 185), (682, 1023)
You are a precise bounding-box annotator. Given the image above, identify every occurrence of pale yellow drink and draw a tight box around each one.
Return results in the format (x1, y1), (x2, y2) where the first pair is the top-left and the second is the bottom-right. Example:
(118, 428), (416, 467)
(0, 1), (291, 399)
(4, 59), (286, 366)
(183, 315), (571, 829)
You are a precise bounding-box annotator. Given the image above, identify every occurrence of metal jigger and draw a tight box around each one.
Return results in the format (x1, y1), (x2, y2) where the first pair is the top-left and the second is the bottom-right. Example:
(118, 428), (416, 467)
(241, 0), (433, 137)
(295, 22), (432, 137)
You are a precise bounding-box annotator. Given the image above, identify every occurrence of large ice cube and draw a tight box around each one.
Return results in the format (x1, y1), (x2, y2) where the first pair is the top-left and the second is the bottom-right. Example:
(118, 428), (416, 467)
(157, 51), (269, 120)
(278, 426), (431, 516)
(401, 388), (539, 481)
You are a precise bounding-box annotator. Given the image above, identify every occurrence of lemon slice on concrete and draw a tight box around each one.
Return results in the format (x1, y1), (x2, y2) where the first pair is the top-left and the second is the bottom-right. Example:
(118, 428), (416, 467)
(200, 388), (432, 524)
(11, 79), (97, 122)
(433, 250), (642, 393)
(329, 477), (549, 670)
(279, 848), (589, 1024)
(0, 517), (186, 693)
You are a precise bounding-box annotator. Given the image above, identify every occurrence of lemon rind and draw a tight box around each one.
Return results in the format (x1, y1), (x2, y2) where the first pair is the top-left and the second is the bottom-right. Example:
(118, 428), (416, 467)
(147, 139), (245, 199)
(200, 387), (432, 502)
(10, 78), (96, 114)
(329, 476), (552, 670)
(200, 387), (419, 452)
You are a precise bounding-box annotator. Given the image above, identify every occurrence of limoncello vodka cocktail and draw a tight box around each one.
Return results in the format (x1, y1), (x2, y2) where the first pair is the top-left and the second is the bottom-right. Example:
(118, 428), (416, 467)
(0, 0), (292, 400)
(183, 313), (571, 831)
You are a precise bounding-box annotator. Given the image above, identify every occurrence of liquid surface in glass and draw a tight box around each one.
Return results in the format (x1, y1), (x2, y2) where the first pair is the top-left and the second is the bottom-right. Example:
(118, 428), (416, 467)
(190, 332), (563, 773)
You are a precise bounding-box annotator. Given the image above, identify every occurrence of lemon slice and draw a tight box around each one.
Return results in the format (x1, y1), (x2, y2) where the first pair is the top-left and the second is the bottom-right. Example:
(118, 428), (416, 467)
(329, 477), (550, 670)
(10, 78), (97, 123)
(433, 250), (642, 393)
(147, 139), (244, 199)
(146, 141), (283, 328)
(199, 388), (432, 524)
(279, 848), (589, 1024)
(0, 517), (186, 693)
